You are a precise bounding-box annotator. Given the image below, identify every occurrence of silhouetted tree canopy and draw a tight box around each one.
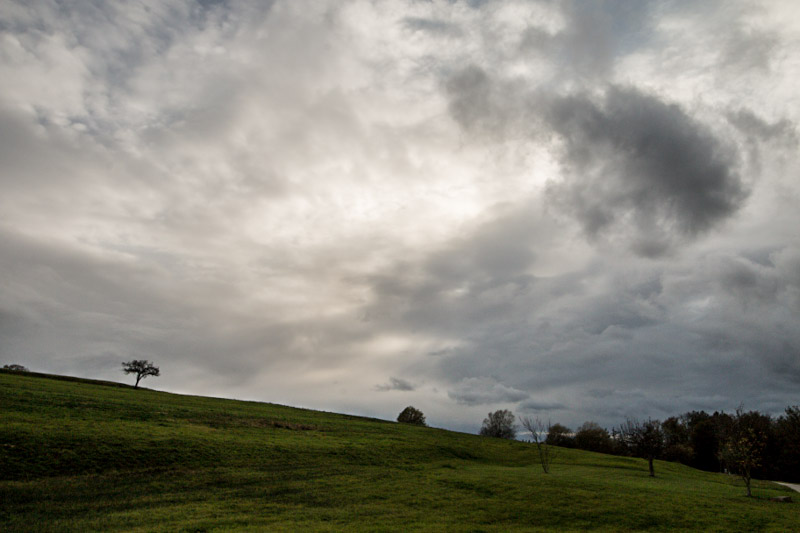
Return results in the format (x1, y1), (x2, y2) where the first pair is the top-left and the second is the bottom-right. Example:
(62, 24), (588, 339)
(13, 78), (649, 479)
(121, 360), (160, 388)
(546, 423), (575, 448)
(480, 409), (516, 439)
(575, 422), (613, 454)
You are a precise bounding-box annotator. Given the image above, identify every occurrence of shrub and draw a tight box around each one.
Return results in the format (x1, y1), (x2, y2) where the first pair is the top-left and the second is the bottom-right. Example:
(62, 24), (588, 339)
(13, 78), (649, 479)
(397, 406), (426, 426)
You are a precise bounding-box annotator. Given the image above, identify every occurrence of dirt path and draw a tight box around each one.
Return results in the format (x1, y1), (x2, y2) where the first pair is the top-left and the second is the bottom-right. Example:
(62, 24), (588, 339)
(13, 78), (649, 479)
(774, 482), (800, 493)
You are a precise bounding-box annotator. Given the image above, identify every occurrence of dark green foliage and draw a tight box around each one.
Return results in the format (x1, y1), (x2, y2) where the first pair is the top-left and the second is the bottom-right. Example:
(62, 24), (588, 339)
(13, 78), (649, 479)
(479, 410), (516, 439)
(397, 406), (426, 426)
(2, 364), (28, 372)
(775, 406), (800, 481)
(661, 416), (693, 464)
(546, 423), (575, 448)
(574, 421), (613, 454)
(720, 408), (769, 497)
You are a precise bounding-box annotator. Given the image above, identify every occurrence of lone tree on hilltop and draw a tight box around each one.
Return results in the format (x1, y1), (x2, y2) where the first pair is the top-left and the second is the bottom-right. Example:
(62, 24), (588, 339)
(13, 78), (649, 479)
(617, 418), (665, 477)
(122, 360), (160, 388)
(2, 364), (29, 372)
(480, 409), (516, 439)
(397, 406), (427, 426)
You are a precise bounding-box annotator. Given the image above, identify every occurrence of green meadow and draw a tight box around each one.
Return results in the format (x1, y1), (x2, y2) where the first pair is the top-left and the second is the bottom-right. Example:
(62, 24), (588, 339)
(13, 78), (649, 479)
(1, 370), (796, 532)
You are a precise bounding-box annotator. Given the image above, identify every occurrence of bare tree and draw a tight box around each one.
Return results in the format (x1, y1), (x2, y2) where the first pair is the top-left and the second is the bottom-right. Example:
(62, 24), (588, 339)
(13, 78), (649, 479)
(121, 360), (160, 388)
(520, 416), (556, 473)
(617, 418), (665, 477)
(479, 410), (516, 439)
(397, 406), (427, 426)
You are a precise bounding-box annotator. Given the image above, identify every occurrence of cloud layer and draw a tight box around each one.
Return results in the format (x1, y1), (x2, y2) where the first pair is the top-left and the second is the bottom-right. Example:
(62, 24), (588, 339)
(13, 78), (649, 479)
(1, 0), (798, 432)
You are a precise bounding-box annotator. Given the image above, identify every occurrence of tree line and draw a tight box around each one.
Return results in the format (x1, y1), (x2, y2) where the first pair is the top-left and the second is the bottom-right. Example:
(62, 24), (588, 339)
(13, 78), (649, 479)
(397, 404), (800, 495)
(541, 407), (800, 485)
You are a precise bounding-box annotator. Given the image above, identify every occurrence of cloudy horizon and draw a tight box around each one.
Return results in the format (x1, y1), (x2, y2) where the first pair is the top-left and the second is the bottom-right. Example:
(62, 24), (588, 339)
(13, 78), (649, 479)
(1, 0), (799, 434)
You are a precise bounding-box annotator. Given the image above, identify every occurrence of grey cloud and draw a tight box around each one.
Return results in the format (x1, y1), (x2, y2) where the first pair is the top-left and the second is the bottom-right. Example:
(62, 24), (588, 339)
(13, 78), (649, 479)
(375, 377), (416, 392)
(520, 1), (655, 79)
(403, 17), (462, 37)
(727, 109), (797, 144)
(448, 377), (529, 406)
(720, 27), (779, 74)
(445, 65), (501, 135)
(445, 66), (748, 253)
(519, 399), (566, 412)
(366, 240), (800, 426)
(544, 86), (747, 250)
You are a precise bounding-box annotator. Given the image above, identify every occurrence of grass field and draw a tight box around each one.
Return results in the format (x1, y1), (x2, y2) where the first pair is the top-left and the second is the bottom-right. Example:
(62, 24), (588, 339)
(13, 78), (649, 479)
(1, 370), (797, 532)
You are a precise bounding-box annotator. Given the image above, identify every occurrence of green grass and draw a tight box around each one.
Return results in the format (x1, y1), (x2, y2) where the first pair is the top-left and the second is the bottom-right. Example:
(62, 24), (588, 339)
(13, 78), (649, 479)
(1, 370), (796, 531)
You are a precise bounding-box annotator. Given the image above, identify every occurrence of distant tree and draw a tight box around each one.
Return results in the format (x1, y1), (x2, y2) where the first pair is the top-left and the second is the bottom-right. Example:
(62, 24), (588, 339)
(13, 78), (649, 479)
(720, 408), (768, 497)
(480, 410), (516, 439)
(617, 418), (665, 477)
(121, 360), (160, 388)
(2, 364), (28, 372)
(520, 416), (555, 473)
(575, 422), (613, 454)
(397, 406), (426, 426)
(775, 406), (800, 482)
(661, 416), (693, 465)
(546, 423), (575, 448)
(687, 412), (724, 472)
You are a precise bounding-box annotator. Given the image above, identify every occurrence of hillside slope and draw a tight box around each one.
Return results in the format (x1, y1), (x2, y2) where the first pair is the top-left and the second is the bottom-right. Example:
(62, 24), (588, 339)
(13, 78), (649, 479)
(1, 371), (796, 532)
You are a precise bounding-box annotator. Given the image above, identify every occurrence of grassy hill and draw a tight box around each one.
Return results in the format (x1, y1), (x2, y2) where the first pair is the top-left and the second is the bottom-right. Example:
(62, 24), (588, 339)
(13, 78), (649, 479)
(1, 370), (796, 532)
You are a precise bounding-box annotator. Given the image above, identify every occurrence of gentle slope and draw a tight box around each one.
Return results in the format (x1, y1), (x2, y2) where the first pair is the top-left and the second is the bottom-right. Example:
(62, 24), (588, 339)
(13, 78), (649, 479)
(1, 371), (796, 532)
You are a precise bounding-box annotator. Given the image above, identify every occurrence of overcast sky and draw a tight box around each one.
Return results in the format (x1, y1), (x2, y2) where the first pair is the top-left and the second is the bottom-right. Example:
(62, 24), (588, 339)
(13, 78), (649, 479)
(2, 0), (799, 433)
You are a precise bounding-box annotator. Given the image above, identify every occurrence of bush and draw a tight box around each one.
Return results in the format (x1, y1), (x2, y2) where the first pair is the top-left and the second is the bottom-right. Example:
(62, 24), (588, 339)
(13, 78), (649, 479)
(397, 406), (426, 426)
(575, 421), (613, 453)
(546, 423), (575, 448)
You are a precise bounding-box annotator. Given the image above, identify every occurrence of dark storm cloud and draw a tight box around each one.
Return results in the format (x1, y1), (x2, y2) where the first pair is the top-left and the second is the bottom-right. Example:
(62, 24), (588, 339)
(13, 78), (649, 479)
(446, 62), (748, 253)
(545, 86), (748, 248)
(375, 377), (416, 392)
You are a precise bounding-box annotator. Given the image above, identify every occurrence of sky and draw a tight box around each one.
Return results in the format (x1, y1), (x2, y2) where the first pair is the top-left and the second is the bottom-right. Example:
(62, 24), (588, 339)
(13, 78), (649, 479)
(1, 0), (799, 434)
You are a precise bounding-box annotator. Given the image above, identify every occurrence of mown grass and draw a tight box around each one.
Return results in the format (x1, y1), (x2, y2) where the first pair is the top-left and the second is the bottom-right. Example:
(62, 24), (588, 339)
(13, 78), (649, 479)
(1, 370), (796, 531)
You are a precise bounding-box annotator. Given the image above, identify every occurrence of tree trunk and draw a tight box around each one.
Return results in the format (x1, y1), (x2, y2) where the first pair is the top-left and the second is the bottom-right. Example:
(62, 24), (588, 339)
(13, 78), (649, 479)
(648, 456), (655, 477)
(135, 374), (141, 388)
